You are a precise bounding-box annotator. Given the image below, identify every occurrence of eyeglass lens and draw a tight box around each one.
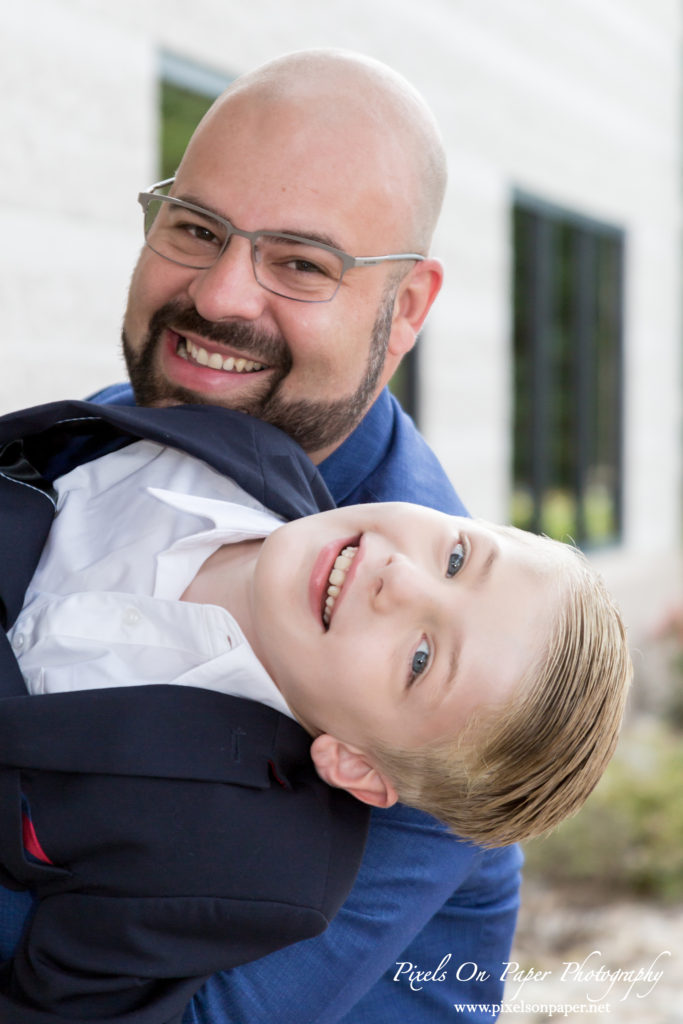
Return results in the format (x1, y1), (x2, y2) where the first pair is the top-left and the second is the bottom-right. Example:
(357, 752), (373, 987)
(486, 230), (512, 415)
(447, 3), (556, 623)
(143, 197), (344, 301)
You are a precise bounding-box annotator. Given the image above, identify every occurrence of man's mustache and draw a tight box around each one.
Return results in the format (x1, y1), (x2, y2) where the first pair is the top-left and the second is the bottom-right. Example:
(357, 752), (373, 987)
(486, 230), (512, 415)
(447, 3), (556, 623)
(150, 302), (292, 371)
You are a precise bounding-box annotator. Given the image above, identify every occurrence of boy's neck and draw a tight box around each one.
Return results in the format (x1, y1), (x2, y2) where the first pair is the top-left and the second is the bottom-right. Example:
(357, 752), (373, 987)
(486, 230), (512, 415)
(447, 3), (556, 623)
(180, 539), (263, 647)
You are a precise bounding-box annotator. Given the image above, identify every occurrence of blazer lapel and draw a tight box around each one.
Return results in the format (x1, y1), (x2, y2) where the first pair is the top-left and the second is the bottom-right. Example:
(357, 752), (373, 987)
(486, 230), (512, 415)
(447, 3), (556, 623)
(0, 400), (335, 522)
(0, 441), (57, 634)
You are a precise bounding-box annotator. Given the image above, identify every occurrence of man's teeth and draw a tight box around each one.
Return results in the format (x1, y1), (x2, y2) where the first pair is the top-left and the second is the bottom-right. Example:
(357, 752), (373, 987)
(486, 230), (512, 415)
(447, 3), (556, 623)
(179, 338), (265, 373)
(323, 546), (358, 626)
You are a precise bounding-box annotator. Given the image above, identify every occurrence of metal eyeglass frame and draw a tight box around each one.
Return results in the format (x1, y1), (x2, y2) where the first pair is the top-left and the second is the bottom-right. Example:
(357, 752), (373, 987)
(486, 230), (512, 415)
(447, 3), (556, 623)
(137, 177), (426, 303)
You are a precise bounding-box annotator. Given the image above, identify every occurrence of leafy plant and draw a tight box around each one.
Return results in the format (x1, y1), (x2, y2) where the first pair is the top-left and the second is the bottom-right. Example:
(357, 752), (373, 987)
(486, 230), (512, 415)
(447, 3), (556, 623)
(523, 721), (683, 902)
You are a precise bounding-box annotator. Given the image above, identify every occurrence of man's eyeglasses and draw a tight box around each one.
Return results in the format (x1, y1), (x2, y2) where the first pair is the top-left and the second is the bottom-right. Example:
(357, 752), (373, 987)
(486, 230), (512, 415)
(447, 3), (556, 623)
(138, 178), (425, 303)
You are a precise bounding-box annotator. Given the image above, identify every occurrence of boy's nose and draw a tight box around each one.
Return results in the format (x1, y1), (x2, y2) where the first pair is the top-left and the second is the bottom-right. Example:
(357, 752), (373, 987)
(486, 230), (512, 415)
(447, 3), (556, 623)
(373, 553), (426, 610)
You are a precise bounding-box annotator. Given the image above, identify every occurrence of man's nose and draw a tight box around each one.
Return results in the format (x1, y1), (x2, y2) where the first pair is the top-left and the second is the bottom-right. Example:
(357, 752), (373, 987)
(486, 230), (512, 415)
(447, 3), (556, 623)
(186, 237), (269, 322)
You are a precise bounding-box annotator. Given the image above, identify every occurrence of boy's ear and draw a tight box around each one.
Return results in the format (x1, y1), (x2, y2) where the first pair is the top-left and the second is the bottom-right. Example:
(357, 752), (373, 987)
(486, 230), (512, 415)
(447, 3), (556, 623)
(310, 734), (398, 809)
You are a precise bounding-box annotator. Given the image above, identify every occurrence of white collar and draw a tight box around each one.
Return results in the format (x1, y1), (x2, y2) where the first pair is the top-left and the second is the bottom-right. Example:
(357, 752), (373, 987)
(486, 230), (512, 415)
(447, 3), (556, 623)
(147, 488), (284, 600)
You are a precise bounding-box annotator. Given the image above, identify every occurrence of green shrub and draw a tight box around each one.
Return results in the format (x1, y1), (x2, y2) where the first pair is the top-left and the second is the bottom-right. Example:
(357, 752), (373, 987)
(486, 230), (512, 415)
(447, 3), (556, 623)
(664, 648), (683, 729)
(523, 721), (683, 902)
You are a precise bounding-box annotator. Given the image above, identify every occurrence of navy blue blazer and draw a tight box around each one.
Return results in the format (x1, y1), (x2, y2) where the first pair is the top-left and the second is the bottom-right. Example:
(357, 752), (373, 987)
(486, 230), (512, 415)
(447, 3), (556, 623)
(0, 402), (370, 1024)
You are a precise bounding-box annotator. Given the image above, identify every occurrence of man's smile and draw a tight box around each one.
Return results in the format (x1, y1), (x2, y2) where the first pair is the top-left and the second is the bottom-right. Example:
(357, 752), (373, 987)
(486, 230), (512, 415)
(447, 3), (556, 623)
(175, 333), (267, 374)
(153, 325), (282, 399)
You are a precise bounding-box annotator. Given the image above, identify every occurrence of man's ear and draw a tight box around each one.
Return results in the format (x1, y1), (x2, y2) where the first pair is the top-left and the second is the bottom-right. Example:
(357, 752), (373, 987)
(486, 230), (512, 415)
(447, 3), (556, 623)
(387, 257), (444, 359)
(310, 734), (398, 809)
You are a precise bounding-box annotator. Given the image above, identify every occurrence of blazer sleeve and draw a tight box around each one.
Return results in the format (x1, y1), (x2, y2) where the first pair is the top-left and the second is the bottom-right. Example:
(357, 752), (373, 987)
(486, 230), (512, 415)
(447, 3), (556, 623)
(0, 688), (369, 1024)
(0, 888), (331, 1024)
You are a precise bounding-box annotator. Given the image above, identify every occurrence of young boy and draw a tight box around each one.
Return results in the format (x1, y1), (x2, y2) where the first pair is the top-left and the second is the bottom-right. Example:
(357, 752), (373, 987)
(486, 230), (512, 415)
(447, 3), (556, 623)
(0, 400), (632, 1023)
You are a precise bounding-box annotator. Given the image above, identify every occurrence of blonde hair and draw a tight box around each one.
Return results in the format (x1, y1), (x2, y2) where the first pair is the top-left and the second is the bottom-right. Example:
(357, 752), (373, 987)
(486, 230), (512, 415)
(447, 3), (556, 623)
(372, 532), (632, 847)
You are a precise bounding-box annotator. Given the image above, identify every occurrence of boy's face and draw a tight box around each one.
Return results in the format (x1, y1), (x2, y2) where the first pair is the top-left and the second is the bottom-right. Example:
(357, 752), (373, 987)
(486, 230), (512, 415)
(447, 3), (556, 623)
(249, 503), (563, 752)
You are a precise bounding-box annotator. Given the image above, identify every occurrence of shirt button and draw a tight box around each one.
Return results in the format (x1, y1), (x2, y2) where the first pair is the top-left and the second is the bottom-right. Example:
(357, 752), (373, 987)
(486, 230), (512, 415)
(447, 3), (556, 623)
(123, 607), (142, 626)
(12, 632), (25, 653)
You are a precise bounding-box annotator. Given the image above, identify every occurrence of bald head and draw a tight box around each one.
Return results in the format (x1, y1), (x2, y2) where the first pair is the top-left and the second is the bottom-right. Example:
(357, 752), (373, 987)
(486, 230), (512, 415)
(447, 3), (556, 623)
(183, 49), (447, 253)
(125, 48), (447, 456)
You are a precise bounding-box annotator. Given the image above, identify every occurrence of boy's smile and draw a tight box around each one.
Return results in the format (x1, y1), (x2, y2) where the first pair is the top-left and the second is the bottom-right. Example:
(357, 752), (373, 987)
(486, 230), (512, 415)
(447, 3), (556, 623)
(321, 544), (360, 627)
(309, 537), (362, 628)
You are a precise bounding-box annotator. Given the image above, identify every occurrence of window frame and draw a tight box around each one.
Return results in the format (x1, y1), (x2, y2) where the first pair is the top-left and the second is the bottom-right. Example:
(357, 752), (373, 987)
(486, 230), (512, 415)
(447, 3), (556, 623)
(511, 190), (625, 549)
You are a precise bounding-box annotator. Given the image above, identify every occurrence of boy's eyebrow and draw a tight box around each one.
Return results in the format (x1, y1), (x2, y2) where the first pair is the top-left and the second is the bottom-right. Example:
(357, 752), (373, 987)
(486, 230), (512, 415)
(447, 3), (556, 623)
(474, 545), (498, 589)
(441, 543), (498, 697)
(443, 646), (461, 696)
(424, 644), (460, 711)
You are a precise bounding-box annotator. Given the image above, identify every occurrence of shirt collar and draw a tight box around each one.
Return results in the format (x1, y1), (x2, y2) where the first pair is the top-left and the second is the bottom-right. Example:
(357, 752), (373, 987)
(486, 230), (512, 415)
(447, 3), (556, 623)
(148, 487), (284, 537)
(146, 488), (283, 601)
(146, 490), (294, 721)
(318, 388), (394, 504)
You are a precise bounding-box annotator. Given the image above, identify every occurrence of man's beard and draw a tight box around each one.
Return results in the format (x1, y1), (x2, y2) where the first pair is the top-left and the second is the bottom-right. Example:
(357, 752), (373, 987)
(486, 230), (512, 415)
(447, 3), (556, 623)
(122, 294), (394, 454)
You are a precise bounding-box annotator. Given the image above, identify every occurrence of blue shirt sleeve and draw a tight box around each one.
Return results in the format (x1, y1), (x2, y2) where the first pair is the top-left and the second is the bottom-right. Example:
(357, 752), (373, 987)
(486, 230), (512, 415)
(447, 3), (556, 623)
(184, 391), (521, 1024)
(185, 811), (521, 1024)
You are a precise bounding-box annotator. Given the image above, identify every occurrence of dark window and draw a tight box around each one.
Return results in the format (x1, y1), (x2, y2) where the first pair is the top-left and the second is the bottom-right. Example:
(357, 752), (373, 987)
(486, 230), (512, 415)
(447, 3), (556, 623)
(159, 53), (231, 180)
(389, 345), (420, 423)
(512, 194), (624, 547)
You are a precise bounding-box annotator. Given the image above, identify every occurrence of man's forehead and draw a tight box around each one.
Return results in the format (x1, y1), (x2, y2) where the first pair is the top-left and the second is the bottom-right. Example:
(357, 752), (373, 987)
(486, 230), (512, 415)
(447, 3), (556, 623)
(194, 87), (408, 167)
(177, 99), (416, 248)
(175, 52), (445, 252)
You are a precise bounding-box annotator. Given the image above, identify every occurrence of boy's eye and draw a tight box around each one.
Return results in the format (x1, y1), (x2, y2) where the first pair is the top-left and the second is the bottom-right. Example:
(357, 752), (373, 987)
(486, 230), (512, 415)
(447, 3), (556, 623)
(409, 638), (431, 685)
(447, 542), (465, 578)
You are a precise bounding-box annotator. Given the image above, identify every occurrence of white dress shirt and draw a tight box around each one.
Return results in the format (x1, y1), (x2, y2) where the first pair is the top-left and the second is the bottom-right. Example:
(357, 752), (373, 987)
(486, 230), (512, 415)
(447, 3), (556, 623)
(8, 440), (295, 719)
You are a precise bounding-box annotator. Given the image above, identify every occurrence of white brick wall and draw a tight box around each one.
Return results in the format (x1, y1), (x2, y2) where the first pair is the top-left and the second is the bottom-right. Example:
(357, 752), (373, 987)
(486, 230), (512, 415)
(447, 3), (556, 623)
(2, 0), (681, 637)
(1, 1), (152, 405)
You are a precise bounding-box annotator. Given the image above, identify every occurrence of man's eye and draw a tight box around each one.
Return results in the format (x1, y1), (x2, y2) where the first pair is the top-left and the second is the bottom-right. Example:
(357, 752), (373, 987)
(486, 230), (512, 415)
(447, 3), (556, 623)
(446, 542), (465, 578)
(409, 638), (431, 685)
(285, 258), (327, 276)
(186, 223), (220, 244)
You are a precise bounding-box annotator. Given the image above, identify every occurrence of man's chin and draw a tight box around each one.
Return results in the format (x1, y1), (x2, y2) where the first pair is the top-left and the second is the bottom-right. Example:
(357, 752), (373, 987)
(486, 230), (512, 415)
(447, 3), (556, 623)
(129, 365), (282, 415)
(127, 374), (194, 407)
(142, 395), (189, 408)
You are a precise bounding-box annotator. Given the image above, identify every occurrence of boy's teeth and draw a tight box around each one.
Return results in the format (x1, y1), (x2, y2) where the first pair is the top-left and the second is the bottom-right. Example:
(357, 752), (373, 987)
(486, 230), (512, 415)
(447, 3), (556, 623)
(180, 339), (265, 373)
(323, 546), (358, 626)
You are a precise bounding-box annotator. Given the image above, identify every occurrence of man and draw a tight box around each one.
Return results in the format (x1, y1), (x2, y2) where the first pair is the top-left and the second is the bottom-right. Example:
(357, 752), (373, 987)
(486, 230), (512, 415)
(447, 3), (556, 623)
(2, 50), (522, 1022)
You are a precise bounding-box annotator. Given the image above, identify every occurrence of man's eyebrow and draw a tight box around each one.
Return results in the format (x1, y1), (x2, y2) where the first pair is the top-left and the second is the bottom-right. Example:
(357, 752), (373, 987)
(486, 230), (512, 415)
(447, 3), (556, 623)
(172, 193), (343, 250)
(267, 230), (344, 251)
(174, 192), (226, 218)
